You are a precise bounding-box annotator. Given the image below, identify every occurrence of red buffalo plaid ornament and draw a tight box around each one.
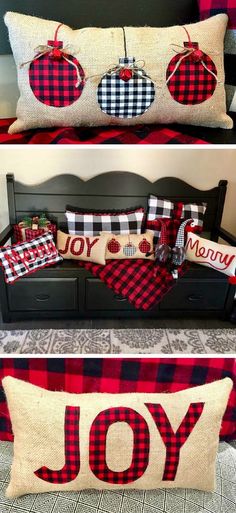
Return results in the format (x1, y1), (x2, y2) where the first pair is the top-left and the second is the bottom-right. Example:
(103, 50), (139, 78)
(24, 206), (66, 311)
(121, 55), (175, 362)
(166, 26), (218, 105)
(21, 23), (86, 107)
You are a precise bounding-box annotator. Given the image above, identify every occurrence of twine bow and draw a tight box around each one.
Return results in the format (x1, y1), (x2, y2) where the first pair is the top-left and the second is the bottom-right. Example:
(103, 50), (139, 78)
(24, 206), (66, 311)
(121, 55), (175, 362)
(20, 24), (82, 88)
(166, 26), (220, 85)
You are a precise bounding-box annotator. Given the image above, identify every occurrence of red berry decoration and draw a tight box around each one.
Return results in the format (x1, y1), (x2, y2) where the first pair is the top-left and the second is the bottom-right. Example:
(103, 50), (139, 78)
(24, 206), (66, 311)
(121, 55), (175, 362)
(119, 68), (133, 81)
(107, 238), (121, 254)
(139, 238), (151, 254)
(123, 243), (137, 257)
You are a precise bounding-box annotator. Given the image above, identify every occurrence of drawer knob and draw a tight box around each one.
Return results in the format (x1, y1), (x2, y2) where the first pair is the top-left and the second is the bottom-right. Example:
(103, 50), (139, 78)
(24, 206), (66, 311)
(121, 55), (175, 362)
(187, 294), (203, 302)
(114, 294), (127, 302)
(35, 294), (50, 302)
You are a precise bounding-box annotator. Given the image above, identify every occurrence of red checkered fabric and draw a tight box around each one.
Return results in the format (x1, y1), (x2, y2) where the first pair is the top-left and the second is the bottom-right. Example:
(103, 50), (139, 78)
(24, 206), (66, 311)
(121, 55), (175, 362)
(89, 407), (150, 484)
(35, 406), (80, 484)
(0, 358), (235, 442)
(146, 402), (204, 480)
(0, 119), (209, 145)
(13, 224), (57, 243)
(198, 0), (236, 29)
(146, 218), (182, 245)
(77, 258), (187, 311)
(29, 52), (85, 108)
(166, 43), (217, 105)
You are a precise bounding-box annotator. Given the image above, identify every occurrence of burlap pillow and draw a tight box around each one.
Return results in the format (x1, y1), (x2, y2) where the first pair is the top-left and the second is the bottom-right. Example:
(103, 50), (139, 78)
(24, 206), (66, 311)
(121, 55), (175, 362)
(2, 376), (232, 498)
(57, 230), (109, 265)
(4, 11), (233, 133)
(104, 232), (155, 259)
(185, 232), (236, 278)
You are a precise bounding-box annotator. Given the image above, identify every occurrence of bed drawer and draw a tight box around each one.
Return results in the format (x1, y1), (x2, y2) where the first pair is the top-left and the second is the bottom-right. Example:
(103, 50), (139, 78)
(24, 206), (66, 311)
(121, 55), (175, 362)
(7, 278), (78, 311)
(85, 278), (135, 311)
(160, 280), (228, 311)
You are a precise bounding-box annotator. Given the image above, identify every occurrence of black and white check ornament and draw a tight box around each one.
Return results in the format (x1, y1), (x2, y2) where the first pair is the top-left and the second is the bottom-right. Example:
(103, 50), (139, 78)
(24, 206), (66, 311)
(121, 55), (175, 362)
(97, 57), (155, 118)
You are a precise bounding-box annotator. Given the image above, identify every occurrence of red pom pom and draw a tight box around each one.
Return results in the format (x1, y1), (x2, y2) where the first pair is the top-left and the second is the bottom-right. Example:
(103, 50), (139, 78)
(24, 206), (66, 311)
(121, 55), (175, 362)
(50, 48), (63, 60)
(186, 226), (194, 233)
(229, 276), (236, 285)
(119, 68), (133, 82)
(190, 49), (204, 63)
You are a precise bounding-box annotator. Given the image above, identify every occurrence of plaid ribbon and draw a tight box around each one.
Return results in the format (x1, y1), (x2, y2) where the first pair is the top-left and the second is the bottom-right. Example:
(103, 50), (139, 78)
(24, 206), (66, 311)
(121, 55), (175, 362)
(0, 358), (235, 442)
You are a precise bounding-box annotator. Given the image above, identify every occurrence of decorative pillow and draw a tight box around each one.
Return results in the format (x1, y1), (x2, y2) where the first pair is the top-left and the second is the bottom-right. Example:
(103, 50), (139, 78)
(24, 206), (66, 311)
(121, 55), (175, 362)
(0, 232), (62, 284)
(57, 230), (109, 265)
(65, 208), (145, 236)
(198, 1), (236, 111)
(4, 12), (232, 133)
(185, 232), (236, 278)
(2, 376), (233, 498)
(104, 232), (154, 259)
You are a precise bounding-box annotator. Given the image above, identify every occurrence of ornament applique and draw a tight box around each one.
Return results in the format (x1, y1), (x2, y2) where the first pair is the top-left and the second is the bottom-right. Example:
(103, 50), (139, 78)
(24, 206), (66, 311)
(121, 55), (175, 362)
(97, 28), (155, 118)
(21, 23), (85, 107)
(166, 27), (218, 105)
(123, 242), (137, 257)
(107, 238), (121, 254)
(139, 238), (151, 254)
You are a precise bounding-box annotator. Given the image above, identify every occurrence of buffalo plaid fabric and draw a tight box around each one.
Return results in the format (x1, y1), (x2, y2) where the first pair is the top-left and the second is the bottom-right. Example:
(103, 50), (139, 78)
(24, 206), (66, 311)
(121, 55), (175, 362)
(13, 224), (57, 243)
(78, 258), (187, 310)
(66, 209), (145, 236)
(146, 402), (205, 480)
(29, 41), (85, 108)
(89, 407), (150, 483)
(35, 406), (80, 484)
(0, 232), (62, 284)
(0, 358), (235, 442)
(147, 195), (207, 238)
(146, 218), (182, 246)
(198, 1), (236, 111)
(97, 57), (155, 118)
(166, 43), (217, 105)
(0, 118), (209, 145)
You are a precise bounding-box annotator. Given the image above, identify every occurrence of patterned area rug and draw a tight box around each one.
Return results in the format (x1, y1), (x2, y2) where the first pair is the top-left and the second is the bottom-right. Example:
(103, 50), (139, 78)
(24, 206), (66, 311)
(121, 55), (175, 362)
(0, 329), (235, 354)
(0, 441), (235, 513)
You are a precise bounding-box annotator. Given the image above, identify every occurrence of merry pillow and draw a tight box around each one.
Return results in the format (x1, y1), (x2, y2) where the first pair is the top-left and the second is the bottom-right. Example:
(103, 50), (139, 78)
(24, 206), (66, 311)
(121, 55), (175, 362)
(4, 11), (232, 133)
(185, 232), (236, 278)
(2, 376), (232, 498)
(0, 232), (62, 284)
(57, 230), (109, 265)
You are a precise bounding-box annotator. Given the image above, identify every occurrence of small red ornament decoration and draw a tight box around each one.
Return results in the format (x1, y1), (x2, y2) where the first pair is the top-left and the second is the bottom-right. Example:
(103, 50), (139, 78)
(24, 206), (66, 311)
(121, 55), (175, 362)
(107, 238), (121, 254)
(119, 68), (133, 81)
(21, 23), (86, 107)
(229, 276), (236, 285)
(166, 26), (218, 105)
(139, 238), (151, 254)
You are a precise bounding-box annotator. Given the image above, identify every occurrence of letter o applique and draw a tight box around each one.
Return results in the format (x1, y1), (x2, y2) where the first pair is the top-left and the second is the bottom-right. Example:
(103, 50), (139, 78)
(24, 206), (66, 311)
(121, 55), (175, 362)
(89, 407), (150, 484)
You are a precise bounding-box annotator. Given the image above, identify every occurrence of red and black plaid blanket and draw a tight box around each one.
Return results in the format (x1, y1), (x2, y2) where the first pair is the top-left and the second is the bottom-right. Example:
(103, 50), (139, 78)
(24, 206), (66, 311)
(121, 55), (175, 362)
(78, 259), (187, 311)
(0, 357), (235, 442)
(0, 118), (208, 144)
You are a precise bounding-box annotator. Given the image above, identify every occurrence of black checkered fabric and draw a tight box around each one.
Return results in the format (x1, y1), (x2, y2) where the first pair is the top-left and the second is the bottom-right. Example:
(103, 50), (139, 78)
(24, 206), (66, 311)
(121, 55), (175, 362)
(65, 208), (145, 236)
(147, 195), (207, 228)
(97, 57), (155, 118)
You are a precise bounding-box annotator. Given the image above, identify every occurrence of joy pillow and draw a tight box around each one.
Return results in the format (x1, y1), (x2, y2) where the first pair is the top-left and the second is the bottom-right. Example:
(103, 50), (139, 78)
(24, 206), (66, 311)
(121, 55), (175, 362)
(2, 376), (232, 498)
(4, 11), (232, 133)
(57, 230), (110, 265)
(185, 232), (236, 278)
(0, 232), (62, 284)
(104, 232), (155, 259)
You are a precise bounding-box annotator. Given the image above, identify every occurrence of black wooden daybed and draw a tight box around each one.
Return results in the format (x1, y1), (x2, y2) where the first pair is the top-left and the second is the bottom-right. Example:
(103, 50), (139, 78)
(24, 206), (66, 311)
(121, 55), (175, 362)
(0, 172), (235, 323)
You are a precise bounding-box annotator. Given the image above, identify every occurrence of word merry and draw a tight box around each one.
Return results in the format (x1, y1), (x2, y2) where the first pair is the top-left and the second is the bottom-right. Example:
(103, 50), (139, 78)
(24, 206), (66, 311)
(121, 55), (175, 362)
(59, 236), (99, 257)
(5, 241), (57, 276)
(186, 236), (235, 271)
(35, 402), (204, 485)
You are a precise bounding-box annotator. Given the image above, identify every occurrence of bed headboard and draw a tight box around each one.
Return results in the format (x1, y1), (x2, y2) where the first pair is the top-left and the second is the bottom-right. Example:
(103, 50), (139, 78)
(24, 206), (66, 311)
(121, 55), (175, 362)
(0, 0), (199, 55)
(7, 172), (227, 240)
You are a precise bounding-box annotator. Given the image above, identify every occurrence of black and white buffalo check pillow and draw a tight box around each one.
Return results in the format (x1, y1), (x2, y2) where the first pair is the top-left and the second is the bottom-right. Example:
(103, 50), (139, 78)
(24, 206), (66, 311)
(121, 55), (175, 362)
(97, 57), (155, 118)
(147, 194), (207, 229)
(65, 208), (145, 236)
(0, 232), (62, 284)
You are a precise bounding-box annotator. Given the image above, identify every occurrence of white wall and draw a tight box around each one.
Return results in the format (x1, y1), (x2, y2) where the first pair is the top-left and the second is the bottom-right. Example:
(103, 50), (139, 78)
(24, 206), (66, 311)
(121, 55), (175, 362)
(0, 55), (18, 118)
(0, 147), (236, 236)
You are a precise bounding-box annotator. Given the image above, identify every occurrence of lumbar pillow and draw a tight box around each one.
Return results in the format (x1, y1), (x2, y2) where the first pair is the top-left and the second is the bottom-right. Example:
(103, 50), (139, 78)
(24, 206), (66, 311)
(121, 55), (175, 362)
(104, 232), (154, 259)
(2, 376), (232, 498)
(185, 232), (236, 278)
(57, 230), (109, 265)
(198, 1), (236, 111)
(65, 208), (145, 236)
(0, 232), (62, 284)
(4, 11), (232, 133)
